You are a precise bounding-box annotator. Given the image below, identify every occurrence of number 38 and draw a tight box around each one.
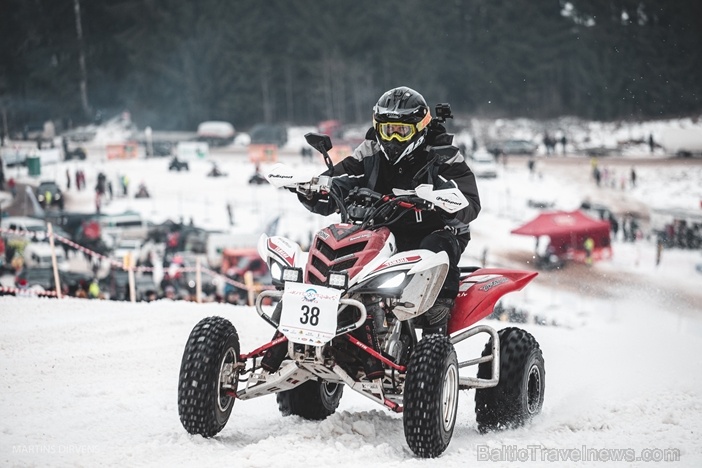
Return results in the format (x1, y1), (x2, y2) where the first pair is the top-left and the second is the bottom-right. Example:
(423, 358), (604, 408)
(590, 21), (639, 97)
(300, 305), (320, 326)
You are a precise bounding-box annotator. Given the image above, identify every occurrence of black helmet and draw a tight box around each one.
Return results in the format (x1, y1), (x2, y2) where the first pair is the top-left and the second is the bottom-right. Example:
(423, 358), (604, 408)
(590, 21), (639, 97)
(373, 86), (432, 165)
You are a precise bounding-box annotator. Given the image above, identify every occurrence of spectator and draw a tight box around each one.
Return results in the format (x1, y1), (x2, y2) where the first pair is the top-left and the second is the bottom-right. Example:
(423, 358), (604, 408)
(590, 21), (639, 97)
(584, 237), (594, 266)
(543, 133), (553, 155)
(609, 213), (620, 241)
(75, 285), (88, 299)
(96, 172), (106, 195)
(88, 279), (101, 299)
(656, 236), (664, 266)
(593, 166), (601, 187)
(630, 167), (637, 188)
(121, 174), (129, 196)
(8, 177), (16, 198)
(226, 202), (234, 226)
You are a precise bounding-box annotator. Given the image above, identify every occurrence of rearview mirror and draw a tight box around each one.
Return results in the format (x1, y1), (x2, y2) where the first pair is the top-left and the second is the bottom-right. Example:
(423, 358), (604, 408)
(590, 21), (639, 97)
(304, 133), (333, 154)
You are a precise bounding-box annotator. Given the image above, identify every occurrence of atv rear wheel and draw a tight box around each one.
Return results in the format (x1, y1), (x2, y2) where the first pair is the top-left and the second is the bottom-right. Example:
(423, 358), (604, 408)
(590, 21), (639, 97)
(277, 380), (343, 420)
(178, 316), (240, 437)
(475, 327), (545, 433)
(403, 334), (459, 458)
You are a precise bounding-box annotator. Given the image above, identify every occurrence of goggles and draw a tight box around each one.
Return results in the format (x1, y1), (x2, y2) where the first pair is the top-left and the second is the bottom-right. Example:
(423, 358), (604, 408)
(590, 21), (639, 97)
(376, 122), (417, 142)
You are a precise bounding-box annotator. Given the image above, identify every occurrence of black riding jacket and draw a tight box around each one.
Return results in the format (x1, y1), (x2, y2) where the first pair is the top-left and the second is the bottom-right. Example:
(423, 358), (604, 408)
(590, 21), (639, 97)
(299, 127), (481, 242)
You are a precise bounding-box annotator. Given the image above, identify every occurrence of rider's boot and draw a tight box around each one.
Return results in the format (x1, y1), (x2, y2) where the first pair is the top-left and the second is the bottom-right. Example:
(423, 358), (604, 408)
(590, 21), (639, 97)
(422, 298), (455, 336)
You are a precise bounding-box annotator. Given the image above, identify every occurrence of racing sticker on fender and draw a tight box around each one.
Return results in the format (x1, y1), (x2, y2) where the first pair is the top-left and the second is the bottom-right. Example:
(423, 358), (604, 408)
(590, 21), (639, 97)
(457, 274), (508, 296)
(374, 255), (422, 272)
(268, 238), (295, 265)
(478, 277), (508, 291)
(279, 282), (341, 345)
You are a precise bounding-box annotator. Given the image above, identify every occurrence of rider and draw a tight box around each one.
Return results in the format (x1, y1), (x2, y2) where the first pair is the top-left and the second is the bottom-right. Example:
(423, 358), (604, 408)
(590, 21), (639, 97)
(297, 86), (481, 335)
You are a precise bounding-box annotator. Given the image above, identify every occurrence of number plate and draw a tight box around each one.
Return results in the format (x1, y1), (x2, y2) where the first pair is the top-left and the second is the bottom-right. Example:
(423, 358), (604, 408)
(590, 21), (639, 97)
(279, 282), (341, 345)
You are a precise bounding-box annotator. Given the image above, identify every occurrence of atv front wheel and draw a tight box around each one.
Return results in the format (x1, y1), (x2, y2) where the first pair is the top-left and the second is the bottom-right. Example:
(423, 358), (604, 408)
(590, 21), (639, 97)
(178, 316), (240, 437)
(277, 380), (343, 420)
(403, 334), (459, 458)
(475, 327), (545, 433)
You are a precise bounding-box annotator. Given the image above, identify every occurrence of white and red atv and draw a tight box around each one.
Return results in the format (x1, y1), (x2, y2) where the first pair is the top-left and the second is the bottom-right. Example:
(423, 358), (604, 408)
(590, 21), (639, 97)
(178, 134), (545, 458)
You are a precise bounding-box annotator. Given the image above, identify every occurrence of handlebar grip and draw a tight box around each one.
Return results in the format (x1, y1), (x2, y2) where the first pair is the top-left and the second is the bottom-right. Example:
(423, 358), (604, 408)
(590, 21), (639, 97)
(398, 196), (434, 211)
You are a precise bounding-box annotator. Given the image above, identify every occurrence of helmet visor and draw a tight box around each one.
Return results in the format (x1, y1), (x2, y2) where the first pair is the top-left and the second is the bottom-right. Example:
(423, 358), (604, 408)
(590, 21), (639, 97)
(376, 122), (416, 142)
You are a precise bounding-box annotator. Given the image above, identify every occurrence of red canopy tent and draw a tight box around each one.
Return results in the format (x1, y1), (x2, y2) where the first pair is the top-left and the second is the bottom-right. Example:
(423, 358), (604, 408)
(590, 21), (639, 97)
(511, 210), (612, 263)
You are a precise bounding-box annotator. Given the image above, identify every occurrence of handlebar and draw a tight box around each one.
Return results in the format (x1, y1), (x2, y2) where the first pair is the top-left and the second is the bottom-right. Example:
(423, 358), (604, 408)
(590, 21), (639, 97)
(288, 175), (435, 227)
(290, 175), (333, 195)
(396, 196), (434, 211)
(347, 187), (434, 211)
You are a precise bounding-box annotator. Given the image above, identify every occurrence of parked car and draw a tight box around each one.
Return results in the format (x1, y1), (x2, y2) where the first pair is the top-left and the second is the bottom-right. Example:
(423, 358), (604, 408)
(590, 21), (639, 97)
(151, 141), (175, 157)
(112, 238), (144, 267)
(100, 267), (158, 302)
(1, 216), (47, 243)
(197, 121), (235, 147)
(36, 180), (65, 210)
(487, 139), (537, 156)
(658, 127), (702, 158)
(97, 211), (150, 241)
(0, 146), (29, 167)
(64, 147), (87, 161)
(23, 242), (68, 270)
(13, 267), (92, 296)
(248, 123), (288, 147)
(468, 149), (498, 178)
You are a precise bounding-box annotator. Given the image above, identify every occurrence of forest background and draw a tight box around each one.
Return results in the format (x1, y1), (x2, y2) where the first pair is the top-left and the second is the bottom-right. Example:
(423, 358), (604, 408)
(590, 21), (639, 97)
(1, 0), (701, 132)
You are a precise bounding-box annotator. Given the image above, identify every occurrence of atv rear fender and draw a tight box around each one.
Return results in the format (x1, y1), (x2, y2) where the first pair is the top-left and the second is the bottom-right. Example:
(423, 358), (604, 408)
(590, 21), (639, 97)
(448, 268), (538, 335)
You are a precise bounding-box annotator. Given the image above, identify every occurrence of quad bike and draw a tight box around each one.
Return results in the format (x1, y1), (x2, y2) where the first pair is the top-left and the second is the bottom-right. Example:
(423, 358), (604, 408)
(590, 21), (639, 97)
(168, 156), (190, 172)
(178, 133), (545, 458)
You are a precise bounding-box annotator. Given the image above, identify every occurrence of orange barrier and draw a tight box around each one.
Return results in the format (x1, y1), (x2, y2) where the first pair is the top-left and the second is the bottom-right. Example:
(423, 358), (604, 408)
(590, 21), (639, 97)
(106, 142), (139, 160)
(248, 144), (278, 163)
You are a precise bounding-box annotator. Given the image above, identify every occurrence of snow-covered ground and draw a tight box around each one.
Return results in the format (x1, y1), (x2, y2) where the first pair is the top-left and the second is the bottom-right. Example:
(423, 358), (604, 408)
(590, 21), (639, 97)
(1, 127), (702, 467)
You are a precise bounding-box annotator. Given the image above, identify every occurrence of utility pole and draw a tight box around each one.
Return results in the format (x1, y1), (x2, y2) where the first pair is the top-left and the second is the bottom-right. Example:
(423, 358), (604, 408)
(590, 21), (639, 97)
(1, 104), (8, 143)
(73, 0), (91, 119)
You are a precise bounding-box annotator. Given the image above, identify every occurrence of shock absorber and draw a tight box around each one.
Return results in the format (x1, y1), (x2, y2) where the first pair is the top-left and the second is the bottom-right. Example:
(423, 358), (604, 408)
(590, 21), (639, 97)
(352, 298), (386, 380)
(383, 319), (403, 361)
(261, 302), (287, 372)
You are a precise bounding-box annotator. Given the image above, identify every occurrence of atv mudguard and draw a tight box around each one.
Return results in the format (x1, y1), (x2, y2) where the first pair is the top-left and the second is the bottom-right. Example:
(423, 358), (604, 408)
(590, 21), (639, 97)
(447, 268), (538, 335)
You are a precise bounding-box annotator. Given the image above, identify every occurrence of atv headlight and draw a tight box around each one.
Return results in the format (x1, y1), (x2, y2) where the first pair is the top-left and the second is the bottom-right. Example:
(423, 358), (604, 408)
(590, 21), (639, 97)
(378, 272), (406, 289)
(282, 267), (302, 283)
(270, 262), (282, 281)
(328, 271), (348, 289)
